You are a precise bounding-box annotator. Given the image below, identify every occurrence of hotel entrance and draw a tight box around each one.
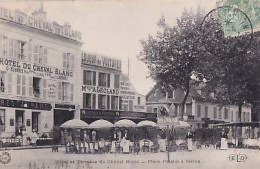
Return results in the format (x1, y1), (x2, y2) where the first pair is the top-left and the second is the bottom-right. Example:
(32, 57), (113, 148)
(15, 110), (24, 135)
(54, 109), (74, 126)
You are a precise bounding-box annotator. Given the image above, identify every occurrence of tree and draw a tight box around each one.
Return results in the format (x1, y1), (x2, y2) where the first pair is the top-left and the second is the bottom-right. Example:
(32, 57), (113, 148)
(139, 8), (207, 120)
(202, 31), (260, 121)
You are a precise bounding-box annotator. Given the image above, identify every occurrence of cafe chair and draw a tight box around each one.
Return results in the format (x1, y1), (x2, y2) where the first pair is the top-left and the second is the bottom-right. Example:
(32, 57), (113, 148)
(133, 142), (140, 154)
(79, 142), (87, 154)
(142, 140), (150, 152)
(98, 140), (106, 154)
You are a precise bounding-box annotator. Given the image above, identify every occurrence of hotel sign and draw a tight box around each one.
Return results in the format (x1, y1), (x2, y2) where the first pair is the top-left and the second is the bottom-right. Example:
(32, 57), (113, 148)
(0, 7), (81, 41)
(81, 52), (122, 70)
(0, 98), (52, 111)
(82, 85), (120, 95)
(0, 57), (73, 80)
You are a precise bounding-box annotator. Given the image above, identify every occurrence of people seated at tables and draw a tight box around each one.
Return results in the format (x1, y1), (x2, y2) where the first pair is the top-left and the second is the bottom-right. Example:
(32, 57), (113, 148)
(83, 130), (90, 142)
(121, 137), (130, 153)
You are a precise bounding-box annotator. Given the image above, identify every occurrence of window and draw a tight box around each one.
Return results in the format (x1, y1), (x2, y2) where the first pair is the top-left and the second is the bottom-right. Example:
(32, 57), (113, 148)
(224, 108), (228, 119)
(219, 108), (222, 119)
(205, 106), (208, 118)
(83, 70), (96, 86)
(167, 90), (173, 99)
(17, 75), (26, 96)
(197, 105), (201, 118)
(231, 111), (234, 122)
(138, 97), (141, 105)
(107, 95), (110, 110)
(98, 95), (106, 109)
(33, 77), (41, 98)
(18, 41), (25, 60)
(111, 96), (119, 110)
(153, 108), (158, 114)
(0, 110), (5, 131)
(243, 112), (246, 122)
(83, 93), (92, 108)
(2, 35), (8, 56)
(63, 52), (74, 70)
(58, 82), (72, 101)
(98, 73), (107, 87)
(0, 71), (5, 93)
(213, 107), (217, 119)
(114, 74), (120, 89)
(34, 45), (47, 64)
(32, 112), (40, 132)
(236, 111), (239, 121)
(92, 94), (96, 109)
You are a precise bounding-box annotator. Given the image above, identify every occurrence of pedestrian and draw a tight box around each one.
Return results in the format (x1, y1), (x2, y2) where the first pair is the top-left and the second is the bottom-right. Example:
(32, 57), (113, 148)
(186, 128), (193, 151)
(30, 129), (38, 146)
(83, 130), (90, 142)
(21, 127), (27, 146)
(60, 131), (65, 145)
(220, 128), (228, 150)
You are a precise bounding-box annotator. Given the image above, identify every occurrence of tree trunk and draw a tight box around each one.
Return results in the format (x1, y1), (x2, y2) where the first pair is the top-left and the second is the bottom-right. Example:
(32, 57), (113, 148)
(180, 80), (190, 121)
(238, 103), (242, 122)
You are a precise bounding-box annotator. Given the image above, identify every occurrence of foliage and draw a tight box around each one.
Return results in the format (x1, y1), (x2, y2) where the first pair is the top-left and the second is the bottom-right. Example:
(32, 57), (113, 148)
(139, 7), (208, 120)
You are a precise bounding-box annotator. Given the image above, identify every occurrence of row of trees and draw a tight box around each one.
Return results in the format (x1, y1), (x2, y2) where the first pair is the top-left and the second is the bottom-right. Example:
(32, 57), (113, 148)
(139, 7), (260, 120)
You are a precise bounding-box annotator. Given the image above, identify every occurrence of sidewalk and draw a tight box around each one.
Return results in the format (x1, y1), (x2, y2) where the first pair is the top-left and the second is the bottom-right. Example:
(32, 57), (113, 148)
(0, 145), (64, 151)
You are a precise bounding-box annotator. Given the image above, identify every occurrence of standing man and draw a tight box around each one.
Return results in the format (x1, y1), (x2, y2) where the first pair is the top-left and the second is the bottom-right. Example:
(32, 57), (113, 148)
(220, 128), (228, 150)
(186, 128), (193, 151)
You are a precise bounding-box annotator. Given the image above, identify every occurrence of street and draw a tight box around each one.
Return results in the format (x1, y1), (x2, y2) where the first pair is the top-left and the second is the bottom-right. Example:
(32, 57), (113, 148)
(0, 147), (259, 169)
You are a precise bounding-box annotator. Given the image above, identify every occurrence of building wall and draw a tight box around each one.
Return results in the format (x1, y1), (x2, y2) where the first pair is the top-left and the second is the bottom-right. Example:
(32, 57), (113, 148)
(0, 8), (82, 137)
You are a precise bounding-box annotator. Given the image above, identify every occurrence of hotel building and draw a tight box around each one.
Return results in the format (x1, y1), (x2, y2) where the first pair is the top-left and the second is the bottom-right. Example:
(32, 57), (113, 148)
(0, 6), (82, 137)
(80, 53), (156, 124)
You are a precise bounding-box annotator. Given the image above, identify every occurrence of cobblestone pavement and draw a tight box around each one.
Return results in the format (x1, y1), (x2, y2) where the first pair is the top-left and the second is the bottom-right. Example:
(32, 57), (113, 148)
(0, 147), (259, 169)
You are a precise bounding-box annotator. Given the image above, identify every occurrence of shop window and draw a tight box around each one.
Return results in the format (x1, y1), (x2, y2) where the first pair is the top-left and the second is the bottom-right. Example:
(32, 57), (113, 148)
(17, 75), (26, 96)
(63, 52), (74, 70)
(197, 105), (201, 118)
(205, 106), (208, 118)
(0, 110), (5, 131)
(98, 95), (106, 109)
(32, 112), (40, 132)
(33, 77), (41, 98)
(114, 74), (120, 89)
(213, 107), (217, 119)
(111, 96), (118, 110)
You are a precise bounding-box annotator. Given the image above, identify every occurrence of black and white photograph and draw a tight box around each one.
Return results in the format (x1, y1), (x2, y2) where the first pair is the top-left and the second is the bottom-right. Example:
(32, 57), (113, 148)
(0, 0), (260, 168)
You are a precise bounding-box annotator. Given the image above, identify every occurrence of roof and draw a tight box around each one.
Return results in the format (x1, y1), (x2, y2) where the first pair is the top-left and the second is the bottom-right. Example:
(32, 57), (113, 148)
(213, 122), (260, 127)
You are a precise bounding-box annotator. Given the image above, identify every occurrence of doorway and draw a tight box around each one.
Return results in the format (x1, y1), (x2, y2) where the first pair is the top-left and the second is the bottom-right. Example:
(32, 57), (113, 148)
(15, 110), (24, 135)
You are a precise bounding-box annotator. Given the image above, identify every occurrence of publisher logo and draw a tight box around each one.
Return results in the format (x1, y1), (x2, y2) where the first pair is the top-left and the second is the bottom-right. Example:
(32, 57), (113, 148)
(0, 152), (11, 164)
(228, 153), (248, 163)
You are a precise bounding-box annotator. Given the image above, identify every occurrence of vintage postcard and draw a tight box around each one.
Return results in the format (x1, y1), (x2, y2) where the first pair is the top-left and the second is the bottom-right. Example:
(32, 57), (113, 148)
(0, 0), (260, 169)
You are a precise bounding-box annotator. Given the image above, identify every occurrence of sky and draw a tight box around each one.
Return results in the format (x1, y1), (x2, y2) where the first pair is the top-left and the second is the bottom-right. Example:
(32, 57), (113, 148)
(0, 0), (217, 95)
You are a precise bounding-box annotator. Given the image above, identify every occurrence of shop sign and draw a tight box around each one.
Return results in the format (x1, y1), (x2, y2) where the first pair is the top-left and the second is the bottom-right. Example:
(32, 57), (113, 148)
(55, 104), (75, 110)
(0, 98), (52, 111)
(81, 52), (121, 70)
(81, 109), (117, 119)
(82, 85), (119, 95)
(0, 7), (81, 41)
(47, 81), (57, 99)
(0, 57), (73, 80)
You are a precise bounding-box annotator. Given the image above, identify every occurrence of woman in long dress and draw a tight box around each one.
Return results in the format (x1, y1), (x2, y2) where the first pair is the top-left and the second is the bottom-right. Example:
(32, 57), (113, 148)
(22, 127), (27, 146)
(220, 128), (228, 150)
(186, 129), (193, 151)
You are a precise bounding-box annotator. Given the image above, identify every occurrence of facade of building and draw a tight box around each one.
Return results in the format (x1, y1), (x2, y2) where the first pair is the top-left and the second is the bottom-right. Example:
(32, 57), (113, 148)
(80, 53), (156, 124)
(120, 74), (146, 113)
(0, 7), (82, 137)
(146, 84), (252, 129)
